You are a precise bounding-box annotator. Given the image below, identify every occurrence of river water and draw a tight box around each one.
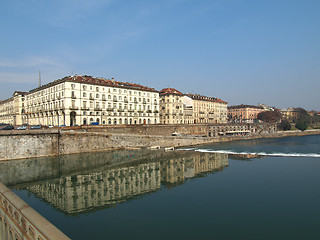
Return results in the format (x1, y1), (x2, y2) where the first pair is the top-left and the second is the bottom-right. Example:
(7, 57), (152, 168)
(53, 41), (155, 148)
(2, 135), (320, 239)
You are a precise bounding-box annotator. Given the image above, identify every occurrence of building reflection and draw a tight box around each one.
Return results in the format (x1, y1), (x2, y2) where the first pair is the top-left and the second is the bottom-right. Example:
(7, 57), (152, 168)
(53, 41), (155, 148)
(161, 152), (228, 187)
(14, 151), (229, 215)
(27, 162), (161, 214)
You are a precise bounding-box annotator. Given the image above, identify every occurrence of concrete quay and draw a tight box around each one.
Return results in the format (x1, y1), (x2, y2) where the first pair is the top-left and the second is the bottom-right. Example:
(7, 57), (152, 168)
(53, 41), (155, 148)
(0, 124), (319, 161)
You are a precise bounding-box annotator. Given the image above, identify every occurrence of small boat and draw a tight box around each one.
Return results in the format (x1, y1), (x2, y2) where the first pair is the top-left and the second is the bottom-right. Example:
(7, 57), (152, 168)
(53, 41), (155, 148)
(150, 146), (161, 150)
(164, 147), (174, 151)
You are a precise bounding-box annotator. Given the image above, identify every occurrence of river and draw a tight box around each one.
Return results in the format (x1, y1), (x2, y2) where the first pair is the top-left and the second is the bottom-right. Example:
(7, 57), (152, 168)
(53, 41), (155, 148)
(2, 134), (320, 239)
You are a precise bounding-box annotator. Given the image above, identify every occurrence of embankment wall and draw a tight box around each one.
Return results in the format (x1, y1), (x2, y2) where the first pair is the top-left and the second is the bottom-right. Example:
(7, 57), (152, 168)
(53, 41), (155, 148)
(0, 127), (319, 161)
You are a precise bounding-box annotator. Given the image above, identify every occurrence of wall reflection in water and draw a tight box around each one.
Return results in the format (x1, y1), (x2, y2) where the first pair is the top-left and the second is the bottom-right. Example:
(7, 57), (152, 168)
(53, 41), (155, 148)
(4, 150), (229, 215)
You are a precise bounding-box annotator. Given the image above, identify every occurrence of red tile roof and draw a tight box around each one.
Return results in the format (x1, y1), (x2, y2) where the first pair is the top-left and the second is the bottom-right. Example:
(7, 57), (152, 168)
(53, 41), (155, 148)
(159, 88), (183, 96)
(29, 75), (158, 93)
(185, 93), (228, 104)
(228, 104), (263, 109)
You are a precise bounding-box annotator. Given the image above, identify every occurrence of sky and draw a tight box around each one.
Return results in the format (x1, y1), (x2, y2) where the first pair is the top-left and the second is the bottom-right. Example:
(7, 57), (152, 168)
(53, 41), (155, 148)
(1, 0), (319, 110)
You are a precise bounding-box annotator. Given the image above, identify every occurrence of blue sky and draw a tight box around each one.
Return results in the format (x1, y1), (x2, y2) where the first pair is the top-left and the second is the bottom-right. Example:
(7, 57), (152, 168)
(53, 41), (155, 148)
(1, 0), (319, 110)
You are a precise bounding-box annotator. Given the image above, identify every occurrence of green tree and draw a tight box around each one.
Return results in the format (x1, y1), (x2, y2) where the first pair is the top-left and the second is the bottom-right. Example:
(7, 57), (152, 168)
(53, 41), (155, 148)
(294, 108), (311, 131)
(295, 121), (308, 131)
(278, 120), (291, 131)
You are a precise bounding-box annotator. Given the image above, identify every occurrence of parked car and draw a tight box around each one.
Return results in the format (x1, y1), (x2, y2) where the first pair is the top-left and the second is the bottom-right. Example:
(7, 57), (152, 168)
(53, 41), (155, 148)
(90, 122), (99, 125)
(17, 125), (27, 130)
(59, 124), (67, 128)
(0, 125), (14, 130)
(48, 125), (53, 128)
(30, 125), (42, 129)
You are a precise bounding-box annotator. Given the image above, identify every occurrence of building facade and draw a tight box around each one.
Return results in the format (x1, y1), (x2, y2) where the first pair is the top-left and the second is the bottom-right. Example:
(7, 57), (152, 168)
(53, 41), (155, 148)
(280, 107), (300, 122)
(185, 94), (228, 124)
(159, 88), (185, 124)
(159, 89), (227, 125)
(0, 75), (160, 126)
(228, 104), (264, 123)
(0, 91), (27, 125)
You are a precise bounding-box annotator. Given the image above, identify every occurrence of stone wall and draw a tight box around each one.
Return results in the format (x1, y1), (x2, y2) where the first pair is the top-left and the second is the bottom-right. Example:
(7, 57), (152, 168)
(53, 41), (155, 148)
(0, 125), (319, 161)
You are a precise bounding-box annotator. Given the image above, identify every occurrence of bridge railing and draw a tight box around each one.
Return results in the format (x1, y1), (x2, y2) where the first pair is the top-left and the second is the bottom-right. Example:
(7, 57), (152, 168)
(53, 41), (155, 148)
(0, 181), (70, 240)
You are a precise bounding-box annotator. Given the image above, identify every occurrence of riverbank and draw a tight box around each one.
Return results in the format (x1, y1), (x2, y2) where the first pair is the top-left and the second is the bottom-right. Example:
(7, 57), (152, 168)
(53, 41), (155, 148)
(1, 127), (320, 161)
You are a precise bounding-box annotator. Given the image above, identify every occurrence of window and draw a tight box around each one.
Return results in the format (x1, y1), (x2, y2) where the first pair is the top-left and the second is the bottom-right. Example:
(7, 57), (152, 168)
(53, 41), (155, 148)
(71, 84), (75, 89)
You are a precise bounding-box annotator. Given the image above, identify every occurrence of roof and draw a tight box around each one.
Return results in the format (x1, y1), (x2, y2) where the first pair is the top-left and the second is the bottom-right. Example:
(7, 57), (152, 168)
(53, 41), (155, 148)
(185, 93), (228, 104)
(13, 91), (28, 96)
(159, 88), (183, 96)
(228, 104), (263, 110)
(29, 75), (159, 94)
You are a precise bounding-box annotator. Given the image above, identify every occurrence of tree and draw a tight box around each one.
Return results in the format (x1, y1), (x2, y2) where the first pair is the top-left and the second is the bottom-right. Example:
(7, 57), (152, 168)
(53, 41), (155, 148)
(295, 121), (308, 131)
(257, 110), (281, 123)
(278, 120), (291, 131)
(293, 108), (311, 124)
(294, 108), (311, 131)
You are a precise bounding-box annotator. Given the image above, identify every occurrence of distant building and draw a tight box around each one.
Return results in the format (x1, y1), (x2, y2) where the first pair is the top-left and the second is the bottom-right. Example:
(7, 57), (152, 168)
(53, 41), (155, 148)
(228, 104), (264, 123)
(258, 104), (275, 111)
(159, 88), (185, 124)
(280, 107), (300, 122)
(159, 88), (228, 124)
(0, 75), (160, 126)
(0, 91), (28, 125)
(185, 94), (228, 124)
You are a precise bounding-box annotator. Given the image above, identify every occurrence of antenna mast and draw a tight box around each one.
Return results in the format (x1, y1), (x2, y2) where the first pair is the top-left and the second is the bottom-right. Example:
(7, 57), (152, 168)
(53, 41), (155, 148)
(38, 71), (41, 87)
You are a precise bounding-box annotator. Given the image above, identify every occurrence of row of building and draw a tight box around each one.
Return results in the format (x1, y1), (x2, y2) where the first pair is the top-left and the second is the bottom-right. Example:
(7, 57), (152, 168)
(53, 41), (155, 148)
(2, 74), (313, 127)
(0, 75), (228, 126)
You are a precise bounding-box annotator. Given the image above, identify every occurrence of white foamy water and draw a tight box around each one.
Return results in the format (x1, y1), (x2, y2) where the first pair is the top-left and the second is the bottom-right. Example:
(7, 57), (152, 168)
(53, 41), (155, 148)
(178, 148), (320, 158)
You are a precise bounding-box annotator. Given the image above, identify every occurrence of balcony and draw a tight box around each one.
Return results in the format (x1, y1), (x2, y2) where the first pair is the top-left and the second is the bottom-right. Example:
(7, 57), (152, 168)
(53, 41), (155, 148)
(69, 106), (79, 110)
(102, 98), (107, 101)
(81, 107), (89, 111)
(94, 107), (102, 111)
(154, 110), (159, 113)
(89, 96), (94, 100)
(128, 109), (134, 112)
(71, 96), (76, 99)
(107, 108), (114, 111)
(147, 110), (152, 113)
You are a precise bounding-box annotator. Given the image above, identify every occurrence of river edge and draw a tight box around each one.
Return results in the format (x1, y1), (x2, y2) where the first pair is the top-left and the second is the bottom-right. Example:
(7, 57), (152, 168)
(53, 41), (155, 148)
(1, 129), (320, 161)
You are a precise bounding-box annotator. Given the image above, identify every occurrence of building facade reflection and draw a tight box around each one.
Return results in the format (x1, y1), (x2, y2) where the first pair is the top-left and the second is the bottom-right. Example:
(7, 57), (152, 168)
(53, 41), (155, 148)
(15, 151), (229, 215)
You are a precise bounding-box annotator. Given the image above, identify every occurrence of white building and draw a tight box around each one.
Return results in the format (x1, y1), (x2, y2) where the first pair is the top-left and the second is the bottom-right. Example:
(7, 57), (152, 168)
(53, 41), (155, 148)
(0, 75), (160, 126)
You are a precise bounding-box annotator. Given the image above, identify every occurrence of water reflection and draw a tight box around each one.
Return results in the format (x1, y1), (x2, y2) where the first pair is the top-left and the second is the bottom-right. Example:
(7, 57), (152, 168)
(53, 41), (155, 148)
(2, 150), (229, 215)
